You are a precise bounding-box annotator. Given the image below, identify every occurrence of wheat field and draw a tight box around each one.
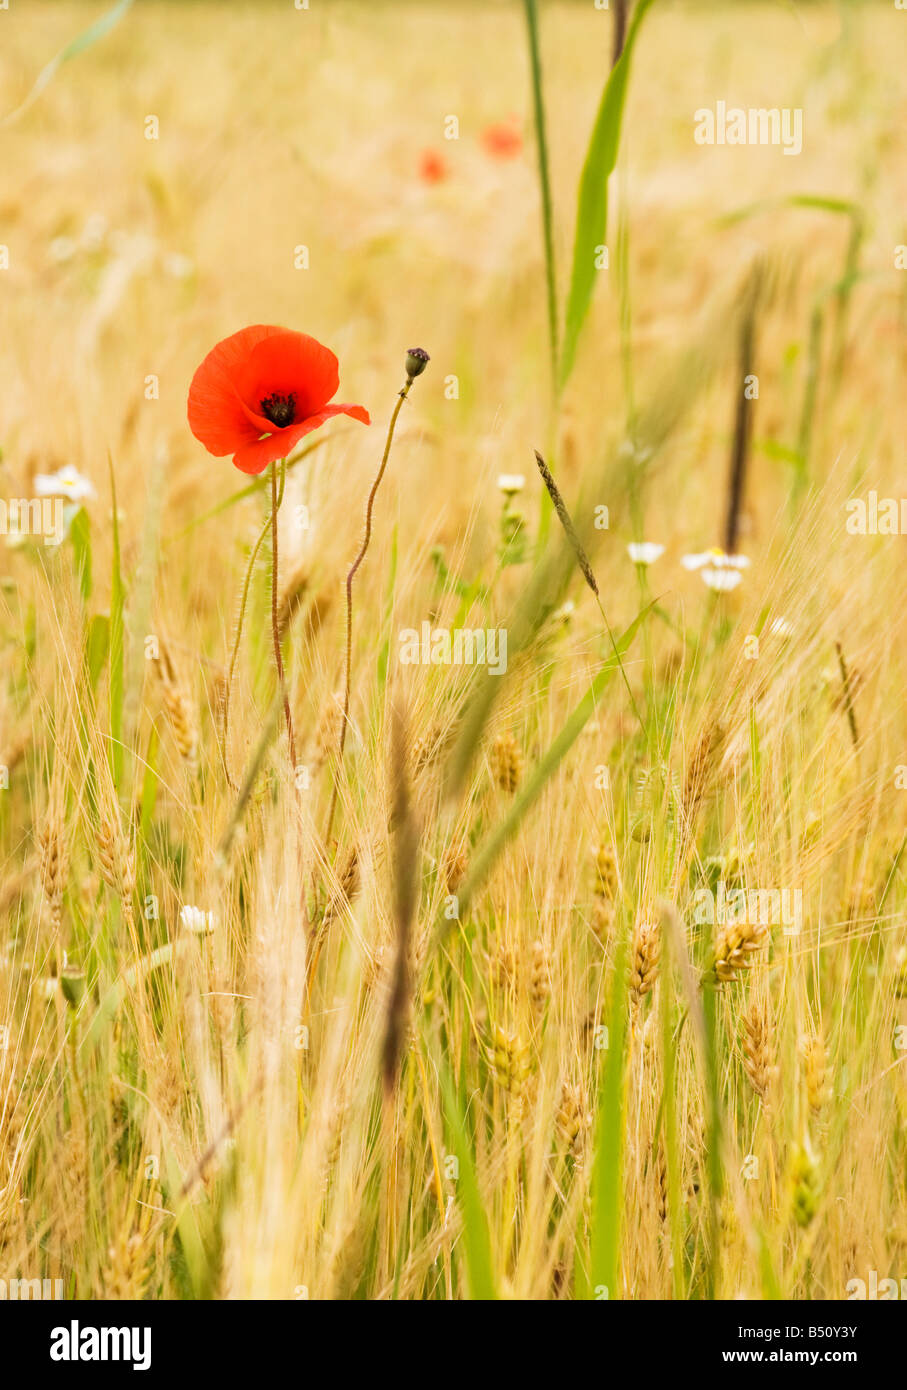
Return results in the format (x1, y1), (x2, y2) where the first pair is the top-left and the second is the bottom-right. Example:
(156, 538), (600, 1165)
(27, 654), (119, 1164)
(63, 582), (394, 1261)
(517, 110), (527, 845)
(1, 0), (906, 1303)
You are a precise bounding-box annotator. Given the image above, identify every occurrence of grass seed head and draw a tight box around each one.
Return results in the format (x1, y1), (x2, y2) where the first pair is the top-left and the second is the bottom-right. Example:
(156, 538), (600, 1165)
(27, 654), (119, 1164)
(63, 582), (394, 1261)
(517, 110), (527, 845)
(155, 645), (198, 767)
(491, 732), (523, 793)
(594, 843), (618, 899)
(38, 811), (68, 935)
(102, 1231), (150, 1300)
(711, 919), (766, 984)
(802, 1033), (831, 1113)
(95, 815), (136, 900)
(743, 1001), (778, 1104)
(488, 1025), (531, 1097)
(442, 840), (468, 891)
(629, 918), (661, 1006)
(530, 938), (551, 1007)
(591, 897), (615, 945)
(557, 1079), (591, 1157)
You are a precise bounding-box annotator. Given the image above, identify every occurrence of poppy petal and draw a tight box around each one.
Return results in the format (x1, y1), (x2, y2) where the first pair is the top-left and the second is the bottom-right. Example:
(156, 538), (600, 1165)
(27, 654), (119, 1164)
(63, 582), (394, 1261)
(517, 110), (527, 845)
(233, 331), (341, 421)
(231, 403), (371, 476)
(187, 325), (287, 456)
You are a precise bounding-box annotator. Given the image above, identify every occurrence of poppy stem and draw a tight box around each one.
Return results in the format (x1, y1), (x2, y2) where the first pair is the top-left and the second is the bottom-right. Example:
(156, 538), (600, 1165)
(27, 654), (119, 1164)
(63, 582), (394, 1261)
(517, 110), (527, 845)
(271, 456), (298, 772)
(221, 457), (291, 788)
(325, 377), (414, 847)
(221, 511), (271, 789)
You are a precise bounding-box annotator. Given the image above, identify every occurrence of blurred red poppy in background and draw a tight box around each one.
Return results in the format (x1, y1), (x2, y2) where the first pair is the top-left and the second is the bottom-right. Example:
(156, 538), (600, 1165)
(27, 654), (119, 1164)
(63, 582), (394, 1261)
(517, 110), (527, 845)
(418, 148), (448, 184)
(481, 121), (523, 160)
(188, 325), (370, 475)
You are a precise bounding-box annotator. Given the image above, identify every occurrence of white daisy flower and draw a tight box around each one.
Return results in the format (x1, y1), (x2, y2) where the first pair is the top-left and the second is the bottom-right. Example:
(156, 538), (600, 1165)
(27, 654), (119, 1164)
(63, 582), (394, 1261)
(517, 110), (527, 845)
(497, 473), (525, 497)
(33, 465), (96, 502)
(179, 905), (215, 936)
(627, 542), (664, 566)
(682, 547), (750, 572)
(701, 568), (743, 592)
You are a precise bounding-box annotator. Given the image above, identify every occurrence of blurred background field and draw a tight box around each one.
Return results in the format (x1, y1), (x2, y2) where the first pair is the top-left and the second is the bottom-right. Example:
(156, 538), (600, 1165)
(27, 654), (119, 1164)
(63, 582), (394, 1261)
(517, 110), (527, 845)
(0, 0), (906, 1300)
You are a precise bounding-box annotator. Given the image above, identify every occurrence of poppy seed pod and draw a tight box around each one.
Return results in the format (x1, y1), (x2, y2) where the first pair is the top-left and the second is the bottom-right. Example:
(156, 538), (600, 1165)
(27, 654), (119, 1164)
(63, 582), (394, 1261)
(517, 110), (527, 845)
(405, 348), (430, 382)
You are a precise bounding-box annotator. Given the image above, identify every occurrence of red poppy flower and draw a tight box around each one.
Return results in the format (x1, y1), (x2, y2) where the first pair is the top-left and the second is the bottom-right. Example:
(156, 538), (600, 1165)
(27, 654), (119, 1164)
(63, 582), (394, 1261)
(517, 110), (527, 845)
(481, 121), (523, 160)
(187, 325), (370, 475)
(418, 149), (448, 184)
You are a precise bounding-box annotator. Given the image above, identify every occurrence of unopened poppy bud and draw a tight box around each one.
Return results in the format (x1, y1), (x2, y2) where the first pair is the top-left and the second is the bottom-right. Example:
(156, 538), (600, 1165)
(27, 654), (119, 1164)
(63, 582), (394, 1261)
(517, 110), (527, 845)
(61, 966), (87, 1008)
(405, 348), (430, 382)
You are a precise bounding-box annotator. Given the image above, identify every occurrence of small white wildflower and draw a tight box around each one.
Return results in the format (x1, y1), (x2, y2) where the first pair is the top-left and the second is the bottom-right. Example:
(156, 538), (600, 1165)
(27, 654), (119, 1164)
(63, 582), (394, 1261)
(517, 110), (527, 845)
(684, 548), (750, 591)
(33, 465), (96, 502)
(180, 905), (215, 935)
(701, 568), (743, 592)
(682, 547), (750, 572)
(497, 473), (525, 497)
(627, 542), (664, 566)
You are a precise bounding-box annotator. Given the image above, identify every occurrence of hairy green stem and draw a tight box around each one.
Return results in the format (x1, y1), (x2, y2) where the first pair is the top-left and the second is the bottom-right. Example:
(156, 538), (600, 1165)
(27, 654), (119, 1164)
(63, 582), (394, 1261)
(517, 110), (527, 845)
(270, 457), (297, 771)
(221, 457), (288, 787)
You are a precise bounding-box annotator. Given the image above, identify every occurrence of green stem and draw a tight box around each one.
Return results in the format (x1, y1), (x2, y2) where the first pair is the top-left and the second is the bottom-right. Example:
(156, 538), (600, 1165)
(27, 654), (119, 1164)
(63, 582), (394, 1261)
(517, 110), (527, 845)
(523, 0), (559, 394)
(270, 457), (296, 771)
(221, 457), (288, 787)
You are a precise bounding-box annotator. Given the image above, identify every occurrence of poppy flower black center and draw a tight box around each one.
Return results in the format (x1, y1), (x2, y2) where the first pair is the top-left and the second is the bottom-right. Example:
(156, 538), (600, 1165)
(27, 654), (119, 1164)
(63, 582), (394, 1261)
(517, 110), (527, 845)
(259, 392), (297, 428)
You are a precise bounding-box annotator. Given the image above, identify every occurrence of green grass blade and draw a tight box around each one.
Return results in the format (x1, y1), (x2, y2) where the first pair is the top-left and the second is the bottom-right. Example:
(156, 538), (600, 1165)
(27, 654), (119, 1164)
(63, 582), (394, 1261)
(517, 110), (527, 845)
(440, 1065), (497, 1300)
(588, 932), (630, 1299)
(81, 941), (180, 1055)
(1, 0), (135, 129)
(68, 505), (92, 602)
(85, 613), (109, 695)
(523, 0), (559, 389)
(719, 193), (858, 226)
(559, 0), (656, 390)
